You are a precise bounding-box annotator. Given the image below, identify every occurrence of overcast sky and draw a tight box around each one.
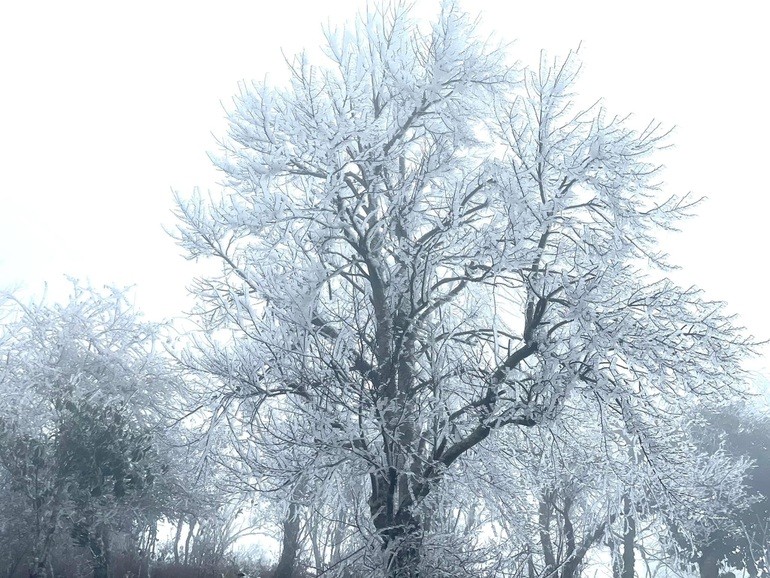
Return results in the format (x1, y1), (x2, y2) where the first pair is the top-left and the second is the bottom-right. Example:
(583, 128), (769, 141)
(1, 1), (768, 370)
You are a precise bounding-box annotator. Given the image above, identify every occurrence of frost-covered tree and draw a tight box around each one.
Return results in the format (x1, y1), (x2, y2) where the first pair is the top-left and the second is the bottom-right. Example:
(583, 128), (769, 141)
(0, 285), (187, 577)
(173, 3), (753, 576)
(664, 400), (770, 578)
(490, 396), (752, 578)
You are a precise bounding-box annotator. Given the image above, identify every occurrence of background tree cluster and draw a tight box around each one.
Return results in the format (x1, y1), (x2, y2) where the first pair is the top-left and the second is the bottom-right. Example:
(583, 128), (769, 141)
(0, 287), (257, 577)
(1, 3), (769, 578)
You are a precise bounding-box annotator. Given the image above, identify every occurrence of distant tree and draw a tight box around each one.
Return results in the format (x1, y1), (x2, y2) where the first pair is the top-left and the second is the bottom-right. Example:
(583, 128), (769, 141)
(0, 397), (162, 578)
(463, 391), (750, 578)
(0, 285), (184, 577)
(663, 400), (770, 578)
(59, 398), (161, 578)
(174, 3), (754, 576)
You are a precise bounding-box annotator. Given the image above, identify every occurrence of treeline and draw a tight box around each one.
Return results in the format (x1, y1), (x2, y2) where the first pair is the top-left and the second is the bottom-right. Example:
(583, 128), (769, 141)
(1, 285), (768, 577)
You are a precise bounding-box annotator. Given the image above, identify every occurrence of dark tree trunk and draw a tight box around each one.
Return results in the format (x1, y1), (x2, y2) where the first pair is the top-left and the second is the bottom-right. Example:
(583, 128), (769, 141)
(621, 495), (635, 578)
(274, 501), (302, 578)
(383, 509), (422, 578)
(90, 527), (112, 578)
(172, 518), (184, 564)
(92, 562), (110, 578)
(527, 544), (537, 578)
(369, 464), (425, 578)
(537, 493), (557, 578)
(183, 518), (195, 565)
(536, 491), (614, 578)
(608, 537), (622, 578)
(561, 496), (580, 578)
(745, 553), (759, 578)
(698, 547), (720, 578)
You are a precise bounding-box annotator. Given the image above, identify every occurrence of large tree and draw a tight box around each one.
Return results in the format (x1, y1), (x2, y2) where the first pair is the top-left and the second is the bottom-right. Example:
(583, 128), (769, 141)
(174, 3), (752, 576)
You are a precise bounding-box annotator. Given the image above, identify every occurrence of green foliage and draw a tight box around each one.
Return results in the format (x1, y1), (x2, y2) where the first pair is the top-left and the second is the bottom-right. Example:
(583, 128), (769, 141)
(0, 397), (163, 574)
(56, 397), (156, 501)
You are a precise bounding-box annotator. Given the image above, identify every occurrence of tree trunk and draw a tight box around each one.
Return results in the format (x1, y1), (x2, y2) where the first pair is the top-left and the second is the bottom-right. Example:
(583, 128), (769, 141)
(370, 466), (424, 578)
(745, 553), (759, 578)
(608, 537), (622, 578)
(90, 548), (111, 578)
(172, 518), (184, 564)
(274, 500), (302, 578)
(383, 509), (422, 578)
(537, 493), (557, 578)
(527, 545), (537, 578)
(93, 562), (110, 578)
(621, 495), (635, 578)
(309, 513), (324, 575)
(698, 547), (720, 578)
(561, 496), (579, 578)
(183, 518), (195, 565)
(90, 526), (112, 578)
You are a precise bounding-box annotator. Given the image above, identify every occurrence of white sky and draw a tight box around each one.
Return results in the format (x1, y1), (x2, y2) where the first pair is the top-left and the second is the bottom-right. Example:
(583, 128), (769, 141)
(1, 1), (768, 370)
